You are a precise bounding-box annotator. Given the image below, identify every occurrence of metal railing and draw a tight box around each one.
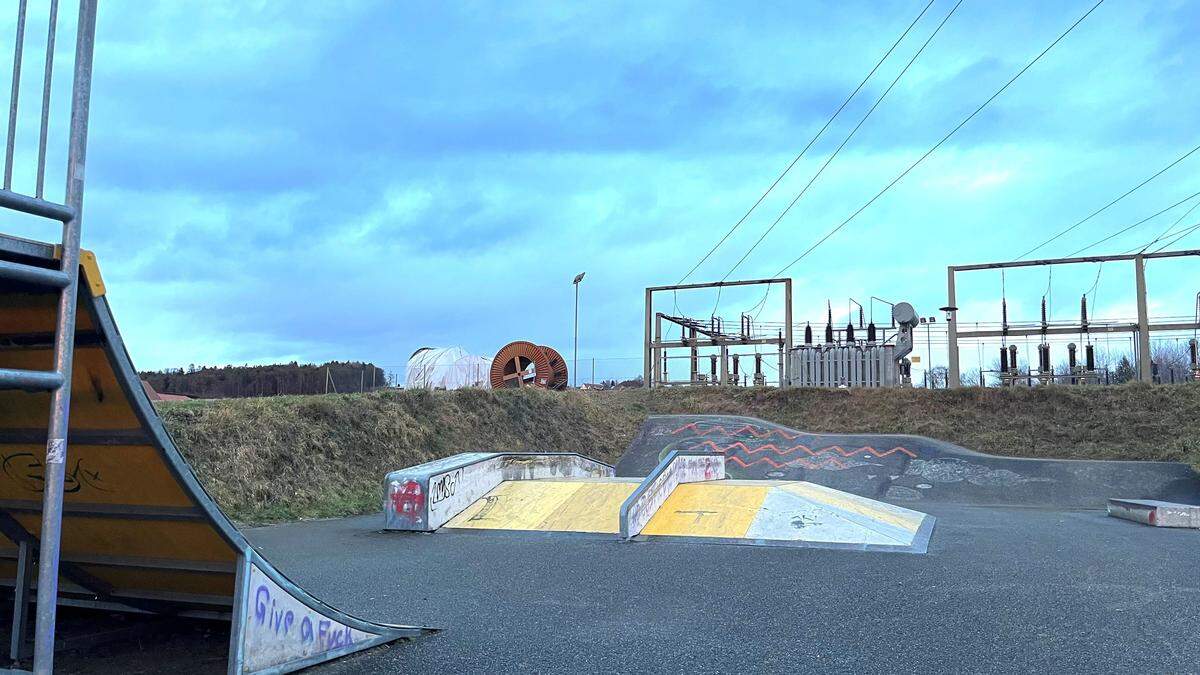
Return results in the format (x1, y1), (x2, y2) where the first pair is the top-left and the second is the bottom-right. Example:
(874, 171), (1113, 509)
(0, 0), (99, 672)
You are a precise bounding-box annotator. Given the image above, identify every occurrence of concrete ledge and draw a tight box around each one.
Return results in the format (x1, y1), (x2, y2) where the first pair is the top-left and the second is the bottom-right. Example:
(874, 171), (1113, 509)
(383, 453), (614, 531)
(1107, 499), (1200, 528)
(618, 451), (724, 539)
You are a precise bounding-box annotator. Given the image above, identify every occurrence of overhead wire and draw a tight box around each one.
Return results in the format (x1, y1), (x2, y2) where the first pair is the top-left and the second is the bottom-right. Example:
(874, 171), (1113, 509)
(1137, 197), (1200, 252)
(1017, 142), (1200, 260)
(771, 0), (1108, 278)
(677, 0), (938, 287)
(717, 0), (965, 285)
(1066, 188), (1200, 256)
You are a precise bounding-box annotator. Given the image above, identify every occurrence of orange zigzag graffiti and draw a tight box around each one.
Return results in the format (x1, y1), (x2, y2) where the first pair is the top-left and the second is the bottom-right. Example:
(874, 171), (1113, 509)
(670, 421), (802, 441)
(725, 454), (850, 470)
(687, 439), (917, 460)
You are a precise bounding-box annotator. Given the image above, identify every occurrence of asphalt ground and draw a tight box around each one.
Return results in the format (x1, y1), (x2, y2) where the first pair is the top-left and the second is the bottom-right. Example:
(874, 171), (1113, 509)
(243, 502), (1200, 674)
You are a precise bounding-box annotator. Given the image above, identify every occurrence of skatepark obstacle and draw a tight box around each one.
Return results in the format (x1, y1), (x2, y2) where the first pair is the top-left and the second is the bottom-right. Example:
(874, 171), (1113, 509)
(0, 235), (430, 672)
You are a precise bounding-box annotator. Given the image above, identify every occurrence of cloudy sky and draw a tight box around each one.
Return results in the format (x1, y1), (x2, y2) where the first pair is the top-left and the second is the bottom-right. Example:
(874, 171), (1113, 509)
(3, 0), (1199, 383)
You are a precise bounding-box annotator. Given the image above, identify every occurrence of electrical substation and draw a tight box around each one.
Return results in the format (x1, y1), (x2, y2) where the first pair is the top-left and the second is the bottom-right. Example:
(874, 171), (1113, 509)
(643, 278), (921, 389)
(642, 249), (1200, 390)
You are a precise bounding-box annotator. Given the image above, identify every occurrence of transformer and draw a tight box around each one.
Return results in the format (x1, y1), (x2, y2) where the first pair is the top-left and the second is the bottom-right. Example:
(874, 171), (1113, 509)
(788, 302), (918, 388)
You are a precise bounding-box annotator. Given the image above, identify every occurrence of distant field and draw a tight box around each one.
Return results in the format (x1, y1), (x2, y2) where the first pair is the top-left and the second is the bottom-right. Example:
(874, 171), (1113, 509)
(159, 383), (1200, 523)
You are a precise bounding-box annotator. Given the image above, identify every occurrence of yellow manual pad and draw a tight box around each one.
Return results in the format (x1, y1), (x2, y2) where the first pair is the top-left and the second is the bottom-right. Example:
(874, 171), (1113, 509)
(446, 479), (639, 534)
(640, 483), (770, 538)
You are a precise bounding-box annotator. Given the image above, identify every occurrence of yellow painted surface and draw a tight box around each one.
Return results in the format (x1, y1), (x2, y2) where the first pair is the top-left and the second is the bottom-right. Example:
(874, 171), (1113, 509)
(641, 483), (769, 538)
(446, 479), (640, 533)
(0, 444), (195, 507)
(538, 480), (638, 533)
(10, 513), (236, 563)
(448, 480), (585, 530)
(0, 346), (143, 429)
(781, 482), (922, 533)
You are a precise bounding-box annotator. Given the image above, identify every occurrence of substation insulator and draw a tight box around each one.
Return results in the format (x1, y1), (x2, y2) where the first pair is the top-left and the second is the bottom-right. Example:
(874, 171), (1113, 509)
(858, 307), (865, 328)
(709, 355), (718, 376)
(1001, 299), (1008, 332)
(804, 323), (813, 345)
(732, 354), (740, 377)
(1086, 344), (1096, 371)
(825, 322), (834, 344)
(1080, 295), (1089, 329)
(1067, 342), (1077, 370)
(1190, 338), (1198, 367)
(867, 322), (877, 343)
(1000, 347), (1009, 373)
(1041, 297), (1047, 327)
(1008, 345), (1019, 373)
(845, 323), (855, 343)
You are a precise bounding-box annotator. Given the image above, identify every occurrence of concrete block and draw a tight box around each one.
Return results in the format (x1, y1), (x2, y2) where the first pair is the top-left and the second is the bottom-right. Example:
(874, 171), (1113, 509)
(1107, 499), (1200, 528)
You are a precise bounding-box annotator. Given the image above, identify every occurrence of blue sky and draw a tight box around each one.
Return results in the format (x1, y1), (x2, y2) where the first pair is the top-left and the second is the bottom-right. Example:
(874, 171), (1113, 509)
(3, 0), (1199, 383)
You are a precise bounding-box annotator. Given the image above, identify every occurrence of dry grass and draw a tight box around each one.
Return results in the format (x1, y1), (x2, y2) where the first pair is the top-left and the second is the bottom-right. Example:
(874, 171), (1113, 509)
(159, 383), (1200, 523)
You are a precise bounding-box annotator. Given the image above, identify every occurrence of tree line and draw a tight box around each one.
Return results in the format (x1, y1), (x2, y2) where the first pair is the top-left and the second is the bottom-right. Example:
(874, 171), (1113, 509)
(140, 361), (389, 399)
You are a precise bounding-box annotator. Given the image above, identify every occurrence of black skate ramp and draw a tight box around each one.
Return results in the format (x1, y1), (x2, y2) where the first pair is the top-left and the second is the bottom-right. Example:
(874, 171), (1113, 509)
(615, 414), (1200, 509)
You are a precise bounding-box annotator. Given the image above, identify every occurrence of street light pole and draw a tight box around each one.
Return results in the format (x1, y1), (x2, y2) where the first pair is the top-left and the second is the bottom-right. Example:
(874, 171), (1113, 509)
(573, 272), (585, 387)
(926, 317), (937, 388)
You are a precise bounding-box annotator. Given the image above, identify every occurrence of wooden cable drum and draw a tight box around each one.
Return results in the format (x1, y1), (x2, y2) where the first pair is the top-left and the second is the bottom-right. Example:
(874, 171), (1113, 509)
(490, 341), (554, 389)
(538, 345), (569, 390)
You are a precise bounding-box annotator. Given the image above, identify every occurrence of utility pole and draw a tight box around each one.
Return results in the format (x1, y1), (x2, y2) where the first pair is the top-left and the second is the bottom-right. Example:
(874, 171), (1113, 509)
(573, 272), (585, 387)
(1134, 254), (1152, 383)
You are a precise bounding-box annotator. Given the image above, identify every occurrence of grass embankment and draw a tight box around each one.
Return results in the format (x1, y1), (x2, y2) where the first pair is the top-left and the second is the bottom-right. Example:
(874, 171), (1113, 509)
(159, 384), (1200, 524)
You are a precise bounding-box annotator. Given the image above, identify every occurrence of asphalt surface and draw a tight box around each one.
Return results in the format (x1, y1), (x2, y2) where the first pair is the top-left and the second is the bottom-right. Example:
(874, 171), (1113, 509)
(246, 503), (1200, 674)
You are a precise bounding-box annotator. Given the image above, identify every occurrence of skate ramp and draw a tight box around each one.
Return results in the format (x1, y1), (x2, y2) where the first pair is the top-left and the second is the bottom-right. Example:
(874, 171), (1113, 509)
(391, 451), (933, 553)
(639, 480), (932, 552)
(0, 234), (429, 672)
(615, 415), (1200, 509)
(444, 478), (640, 534)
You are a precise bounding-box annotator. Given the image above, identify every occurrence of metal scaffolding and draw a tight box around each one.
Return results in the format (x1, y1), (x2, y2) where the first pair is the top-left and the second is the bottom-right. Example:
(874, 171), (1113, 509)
(945, 249), (1200, 388)
(643, 278), (792, 388)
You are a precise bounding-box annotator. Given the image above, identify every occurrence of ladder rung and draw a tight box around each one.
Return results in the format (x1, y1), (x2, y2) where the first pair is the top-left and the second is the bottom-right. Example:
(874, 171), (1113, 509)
(0, 260), (70, 288)
(0, 188), (76, 222)
(0, 369), (64, 392)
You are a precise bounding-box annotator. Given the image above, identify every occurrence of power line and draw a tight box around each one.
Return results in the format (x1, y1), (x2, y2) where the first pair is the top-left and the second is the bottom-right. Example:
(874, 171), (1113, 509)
(1138, 195), (1200, 252)
(1151, 221), (1200, 253)
(1017, 142), (1200, 260)
(676, 0), (938, 286)
(772, 0), (1108, 278)
(719, 0), (964, 285)
(1066, 188), (1200, 256)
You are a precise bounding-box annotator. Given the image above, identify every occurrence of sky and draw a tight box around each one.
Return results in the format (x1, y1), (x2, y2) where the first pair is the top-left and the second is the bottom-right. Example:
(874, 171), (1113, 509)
(3, 0), (1199, 384)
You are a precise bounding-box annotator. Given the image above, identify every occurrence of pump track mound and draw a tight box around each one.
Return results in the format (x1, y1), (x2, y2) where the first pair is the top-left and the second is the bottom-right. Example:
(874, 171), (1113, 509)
(615, 414), (1200, 509)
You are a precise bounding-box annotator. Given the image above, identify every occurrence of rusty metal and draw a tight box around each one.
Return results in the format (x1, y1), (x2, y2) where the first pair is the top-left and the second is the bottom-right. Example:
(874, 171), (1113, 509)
(539, 345), (569, 390)
(490, 341), (553, 389)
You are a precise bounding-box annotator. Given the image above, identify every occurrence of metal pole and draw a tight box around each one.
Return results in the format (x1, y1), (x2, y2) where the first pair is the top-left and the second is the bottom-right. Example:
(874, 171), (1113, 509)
(1134, 254), (1152, 383)
(36, 0), (60, 199)
(578, 279), (583, 384)
(643, 288), (652, 388)
(783, 280), (793, 387)
(946, 268), (960, 387)
(926, 321), (933, 388)
(34, 2), (98, 671)
(653, 314), (662, 388)
(4, 0), (28, 190)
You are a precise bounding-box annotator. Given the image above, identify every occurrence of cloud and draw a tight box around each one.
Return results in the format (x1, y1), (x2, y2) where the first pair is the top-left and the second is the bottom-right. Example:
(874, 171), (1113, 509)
(6, 0), (1197, 382)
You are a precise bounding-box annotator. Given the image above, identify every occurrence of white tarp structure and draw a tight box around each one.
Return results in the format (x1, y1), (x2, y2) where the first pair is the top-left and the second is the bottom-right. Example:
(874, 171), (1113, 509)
(405, 347), (492, 389)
